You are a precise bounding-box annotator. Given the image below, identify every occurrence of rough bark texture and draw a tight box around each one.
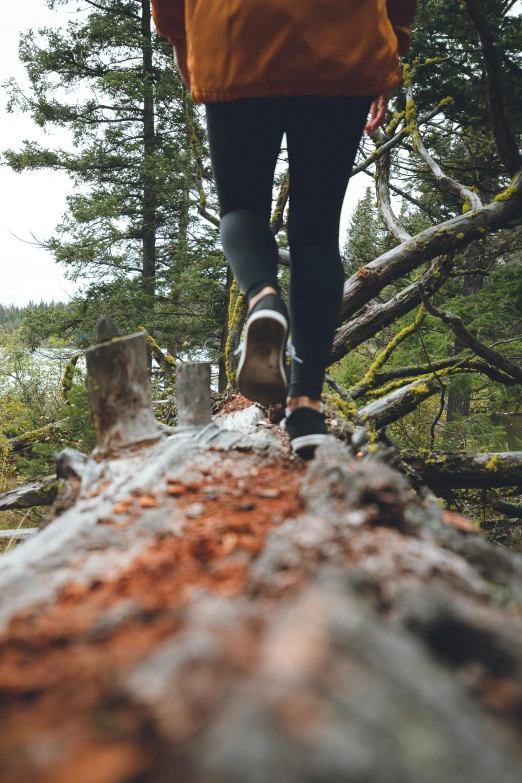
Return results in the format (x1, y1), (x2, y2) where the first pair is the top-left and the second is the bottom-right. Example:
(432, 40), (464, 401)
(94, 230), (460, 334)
(86, 332), (161, 454)
(0, 476), (60, 511)
(1, 401), (522, 782)
(403, 450), (522, 490)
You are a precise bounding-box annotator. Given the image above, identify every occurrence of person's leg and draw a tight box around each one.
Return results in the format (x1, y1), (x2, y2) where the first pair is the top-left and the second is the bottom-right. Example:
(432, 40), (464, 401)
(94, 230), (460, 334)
(205, 98), (285, 304)
(285, 95), (373, 409)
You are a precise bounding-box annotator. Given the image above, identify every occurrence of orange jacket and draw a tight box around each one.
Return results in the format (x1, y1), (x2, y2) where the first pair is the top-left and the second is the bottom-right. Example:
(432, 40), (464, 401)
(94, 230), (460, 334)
(151, 1), (417, 103)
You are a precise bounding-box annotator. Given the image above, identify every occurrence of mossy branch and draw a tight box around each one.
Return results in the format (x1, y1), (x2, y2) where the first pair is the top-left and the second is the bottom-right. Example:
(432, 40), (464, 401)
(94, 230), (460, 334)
(0, 476), (62, 511)
(418, 287), (522, 385)
(60, 352), (83, 403)
(139, 328), (176, 389)
(359, 305), (425, 392)
(225, 278), (247, 386)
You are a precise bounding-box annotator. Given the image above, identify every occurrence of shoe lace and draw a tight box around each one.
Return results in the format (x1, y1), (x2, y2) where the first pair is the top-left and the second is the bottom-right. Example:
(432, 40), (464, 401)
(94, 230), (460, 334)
(286, 341), (303, 364)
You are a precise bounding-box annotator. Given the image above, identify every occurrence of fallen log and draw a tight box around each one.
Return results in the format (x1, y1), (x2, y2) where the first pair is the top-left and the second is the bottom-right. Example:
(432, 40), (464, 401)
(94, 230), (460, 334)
(403, 450), (522, 490)
(7, 421), (65, 454)
(0, 529), (37, 539)
(494, 500), (522, 520)
(1, 323), (522, 782)
(357, 377), (440, 430)
(0, 476), (61, 511)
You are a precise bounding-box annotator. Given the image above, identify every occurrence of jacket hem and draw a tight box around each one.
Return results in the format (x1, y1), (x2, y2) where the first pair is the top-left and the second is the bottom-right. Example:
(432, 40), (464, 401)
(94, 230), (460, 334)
(191, 73), (402, 104)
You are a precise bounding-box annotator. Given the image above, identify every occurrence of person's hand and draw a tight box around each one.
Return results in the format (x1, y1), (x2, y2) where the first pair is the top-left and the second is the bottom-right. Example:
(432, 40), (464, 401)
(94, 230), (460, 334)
(173, 44), (191, 87)
(364, 93), (390, 134)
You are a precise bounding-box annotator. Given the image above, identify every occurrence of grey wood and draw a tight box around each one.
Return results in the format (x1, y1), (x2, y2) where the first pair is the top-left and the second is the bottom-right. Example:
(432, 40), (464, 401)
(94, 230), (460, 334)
(86, 332), (161, 453)
(176, 362), (212, 428)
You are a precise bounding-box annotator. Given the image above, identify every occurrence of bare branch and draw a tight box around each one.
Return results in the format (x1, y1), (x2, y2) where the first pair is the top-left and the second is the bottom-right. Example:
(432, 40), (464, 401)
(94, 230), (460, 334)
(419, 287), (522, 384)
(407, 85), (482, 210)
(350, 356), (516, 399)
(331, 256), (453, 364)
(352, 104), (444, 176)
(357, 378), (440, 430)
(403, 450), (522, 490)
(375, 149), (412, 242)
(340, 168), (522, 323)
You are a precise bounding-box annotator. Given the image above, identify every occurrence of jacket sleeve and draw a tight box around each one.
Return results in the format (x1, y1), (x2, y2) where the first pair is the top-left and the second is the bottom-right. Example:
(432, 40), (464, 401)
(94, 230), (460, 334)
(150, 0), (186, 47)
(386, 0), (417, 56)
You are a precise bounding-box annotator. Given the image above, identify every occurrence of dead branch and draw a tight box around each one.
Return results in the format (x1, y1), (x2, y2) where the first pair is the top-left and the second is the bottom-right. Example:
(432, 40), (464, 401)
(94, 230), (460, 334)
(419, 288), (522, 384)
(271, 170), (289, 235)
(375, 148), (412, 242)
(357, 378), (440, 430)
(494, 500), (522, 520)
(7, 421), (65, 454)
(352, 104), (444, 176)
(0, 477), (61, 511)
(331, 255), (453, 364)
(339, 167), (522, 323)
(139, 327), (177, 389)
(350, 356), (516, 400)
(407, 84), (483, 210)
(403, 450), (522, 489)
(60, 352), (83, 402)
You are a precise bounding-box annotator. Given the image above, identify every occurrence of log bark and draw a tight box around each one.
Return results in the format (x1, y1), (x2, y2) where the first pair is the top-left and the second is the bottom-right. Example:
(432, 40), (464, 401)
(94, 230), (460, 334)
(2, 348), (522, 782)
(339, 167), (522, 325)
(403, 450), (522, 490)
(0, 476), (61, 511)
(357, 378), (440, 430)
(176, 362), (212, 428)
(86, 331), (162, 454)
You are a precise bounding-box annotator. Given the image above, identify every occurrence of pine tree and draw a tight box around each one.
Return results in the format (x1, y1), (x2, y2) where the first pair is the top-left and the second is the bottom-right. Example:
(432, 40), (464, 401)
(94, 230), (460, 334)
(3, 0), (227, 359)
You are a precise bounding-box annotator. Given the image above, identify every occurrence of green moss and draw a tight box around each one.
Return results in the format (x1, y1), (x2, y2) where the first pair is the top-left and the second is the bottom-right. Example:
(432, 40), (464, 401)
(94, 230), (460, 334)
(360, 306), (425, 392)
(411, 382), (430, 396)
(225, 278), (246, 386)
(438, 96), (454, 108)
(402, 63), (413, 87)
(485, 454), (500, 471)
(385, 111), (405, 137)
(324, 393), (358, 421)
(494, 185), (516, 202)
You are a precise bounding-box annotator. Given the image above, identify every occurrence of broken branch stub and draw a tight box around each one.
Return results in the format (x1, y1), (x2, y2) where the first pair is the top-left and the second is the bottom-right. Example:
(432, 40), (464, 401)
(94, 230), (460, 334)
(86, 330), (160, 453)
(176, 362), (212, 428)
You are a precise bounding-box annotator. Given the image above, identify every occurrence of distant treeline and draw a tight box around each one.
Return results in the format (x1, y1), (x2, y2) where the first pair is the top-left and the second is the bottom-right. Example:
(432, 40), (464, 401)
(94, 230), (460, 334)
(0, 302), (59, 331)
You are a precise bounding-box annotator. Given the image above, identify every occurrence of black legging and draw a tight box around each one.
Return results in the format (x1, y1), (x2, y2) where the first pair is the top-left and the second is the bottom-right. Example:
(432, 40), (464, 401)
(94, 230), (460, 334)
(205, 96), (372, 399)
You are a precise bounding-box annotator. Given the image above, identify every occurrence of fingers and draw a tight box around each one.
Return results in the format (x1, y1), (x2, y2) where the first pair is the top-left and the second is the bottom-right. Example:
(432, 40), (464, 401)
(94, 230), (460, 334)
(364, 93), (390, 134)
(173, 45), (191, 87)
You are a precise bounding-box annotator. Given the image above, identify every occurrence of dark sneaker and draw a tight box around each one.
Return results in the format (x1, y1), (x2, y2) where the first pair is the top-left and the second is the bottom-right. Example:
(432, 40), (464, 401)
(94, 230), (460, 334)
(283, 406), (330, 460)
(235, 293), (289, 406)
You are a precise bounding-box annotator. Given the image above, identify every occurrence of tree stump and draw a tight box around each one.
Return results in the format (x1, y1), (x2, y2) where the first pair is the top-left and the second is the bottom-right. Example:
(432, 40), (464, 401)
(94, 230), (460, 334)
(86, 330), (161, 454)
(176, 361), (212, 428)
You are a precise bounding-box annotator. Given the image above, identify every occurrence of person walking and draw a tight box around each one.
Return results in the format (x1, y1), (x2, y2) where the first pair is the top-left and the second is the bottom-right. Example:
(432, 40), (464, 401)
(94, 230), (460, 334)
(151, 0), (417, 458)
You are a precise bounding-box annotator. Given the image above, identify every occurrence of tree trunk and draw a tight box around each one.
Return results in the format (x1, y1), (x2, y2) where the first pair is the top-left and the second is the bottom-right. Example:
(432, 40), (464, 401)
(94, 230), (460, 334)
(446, 249), (486, 423)
(1, 339), (522, 782)
(218, 265), (233, 392)
(141, 0), (156, 302)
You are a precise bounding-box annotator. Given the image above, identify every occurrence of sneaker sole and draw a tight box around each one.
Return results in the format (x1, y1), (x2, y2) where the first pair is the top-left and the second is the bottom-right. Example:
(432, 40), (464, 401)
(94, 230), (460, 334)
(291, 433), (331, 460)
(236, 310), (288, 407)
